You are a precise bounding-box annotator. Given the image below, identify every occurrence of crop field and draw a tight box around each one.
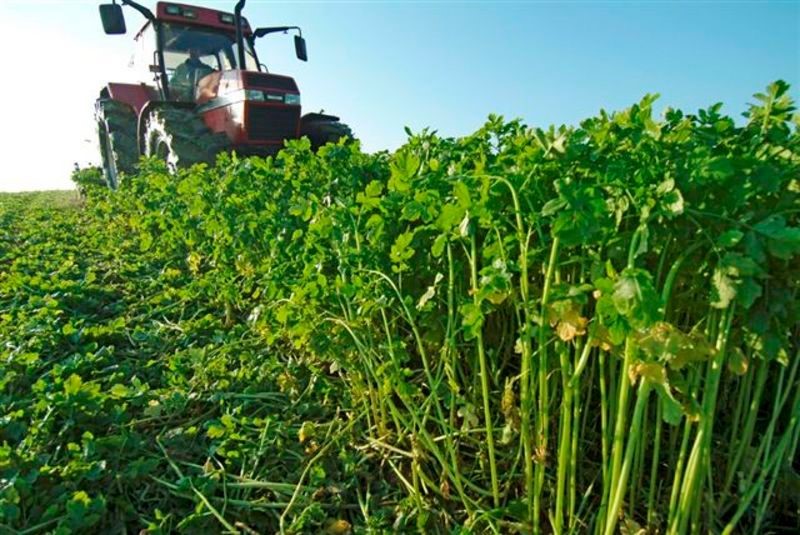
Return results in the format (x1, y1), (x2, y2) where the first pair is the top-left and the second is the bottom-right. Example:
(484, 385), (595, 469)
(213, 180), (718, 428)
(1, 83), (799, 534)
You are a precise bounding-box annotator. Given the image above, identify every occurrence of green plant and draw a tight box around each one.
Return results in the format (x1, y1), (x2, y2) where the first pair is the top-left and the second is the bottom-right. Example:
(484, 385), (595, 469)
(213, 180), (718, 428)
(1, 82), (798, 534)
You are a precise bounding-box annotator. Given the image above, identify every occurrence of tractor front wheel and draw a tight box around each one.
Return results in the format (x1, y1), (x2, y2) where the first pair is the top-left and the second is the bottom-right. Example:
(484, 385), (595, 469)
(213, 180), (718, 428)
(96, 99), (137, 188)
(300, 116), (354, 151)
(143, 107), (230, 172)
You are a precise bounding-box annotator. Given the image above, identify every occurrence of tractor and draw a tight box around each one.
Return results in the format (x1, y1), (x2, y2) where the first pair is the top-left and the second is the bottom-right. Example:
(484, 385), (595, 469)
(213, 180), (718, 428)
(96, 0), (352, 187)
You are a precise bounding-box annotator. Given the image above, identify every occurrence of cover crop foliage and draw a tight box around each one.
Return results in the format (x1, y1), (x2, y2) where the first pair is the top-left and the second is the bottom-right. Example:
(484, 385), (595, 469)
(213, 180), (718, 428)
(1, 82), (799, 533)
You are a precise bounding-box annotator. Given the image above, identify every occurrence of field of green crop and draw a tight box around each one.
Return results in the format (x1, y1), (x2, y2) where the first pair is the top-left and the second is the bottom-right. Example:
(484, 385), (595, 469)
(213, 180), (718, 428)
(1, 82), (799, 534)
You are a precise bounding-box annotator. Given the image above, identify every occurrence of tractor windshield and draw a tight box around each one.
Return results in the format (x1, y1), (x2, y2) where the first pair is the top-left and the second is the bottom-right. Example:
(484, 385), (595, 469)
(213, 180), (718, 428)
(161, 23), (259, 101)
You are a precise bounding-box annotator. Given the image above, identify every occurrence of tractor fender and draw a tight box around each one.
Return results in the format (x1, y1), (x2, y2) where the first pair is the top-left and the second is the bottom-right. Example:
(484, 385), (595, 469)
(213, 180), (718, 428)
(100, 83), (158, 117)
(301, 112), (341, 124)
(137, 101), (195, 155)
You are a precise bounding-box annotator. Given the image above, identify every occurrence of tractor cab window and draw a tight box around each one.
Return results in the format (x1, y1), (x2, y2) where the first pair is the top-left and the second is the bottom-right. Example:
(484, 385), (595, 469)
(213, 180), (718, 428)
(131, 22), (158, 86)
(161, 23), (259, 102)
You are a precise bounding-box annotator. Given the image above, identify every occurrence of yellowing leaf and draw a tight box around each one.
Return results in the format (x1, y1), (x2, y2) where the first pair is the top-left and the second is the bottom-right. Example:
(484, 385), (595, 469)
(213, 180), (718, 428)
(549, 301), (588, 342)
(728, 347), (749, 375)
(299, 421), (316, 444)
(629, 362), (667, 385)
(325, 519), (352, 535)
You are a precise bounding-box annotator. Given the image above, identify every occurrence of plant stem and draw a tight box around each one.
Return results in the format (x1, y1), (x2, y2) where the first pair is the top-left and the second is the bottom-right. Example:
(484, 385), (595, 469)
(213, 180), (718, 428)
(470, 231), (500, 508)
(534, 236), (560, 534)
(497, 177), (536, 523)
(671, 307), (734, 535)
(646, 398), (663, 526)
(605, 336), (636, 527)
(604, 380), (651, 535)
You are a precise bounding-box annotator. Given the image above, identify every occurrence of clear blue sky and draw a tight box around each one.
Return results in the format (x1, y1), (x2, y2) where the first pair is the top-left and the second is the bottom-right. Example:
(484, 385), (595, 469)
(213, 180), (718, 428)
(1, 0), (798, 191)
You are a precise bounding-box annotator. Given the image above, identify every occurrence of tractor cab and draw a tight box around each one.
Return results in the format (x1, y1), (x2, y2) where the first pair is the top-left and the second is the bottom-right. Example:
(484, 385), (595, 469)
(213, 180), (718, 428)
(94, 1), (350, 188)
(123, 3), (273, 103)
(137, 20), (260, 102)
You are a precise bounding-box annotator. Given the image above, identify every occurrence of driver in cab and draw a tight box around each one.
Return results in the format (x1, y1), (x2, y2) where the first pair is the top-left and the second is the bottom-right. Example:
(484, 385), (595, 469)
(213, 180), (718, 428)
(170, 48), (214, 101)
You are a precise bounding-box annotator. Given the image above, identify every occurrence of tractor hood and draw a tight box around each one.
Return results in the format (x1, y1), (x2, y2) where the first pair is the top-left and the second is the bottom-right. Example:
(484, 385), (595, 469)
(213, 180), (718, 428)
(196, 70), (300, 109)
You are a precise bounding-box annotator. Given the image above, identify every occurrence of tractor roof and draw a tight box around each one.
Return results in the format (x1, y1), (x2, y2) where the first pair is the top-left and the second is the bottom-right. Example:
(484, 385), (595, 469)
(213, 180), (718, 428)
(155, 2), (252, 35)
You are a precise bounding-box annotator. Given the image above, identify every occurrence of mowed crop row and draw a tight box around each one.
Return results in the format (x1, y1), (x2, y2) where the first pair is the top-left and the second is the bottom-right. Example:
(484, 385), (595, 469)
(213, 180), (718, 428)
(2, 82), (799, 534)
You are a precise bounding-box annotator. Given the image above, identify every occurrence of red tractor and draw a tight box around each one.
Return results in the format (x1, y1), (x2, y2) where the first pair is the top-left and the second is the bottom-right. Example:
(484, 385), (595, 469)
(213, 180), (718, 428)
(96, 0), (352, 187)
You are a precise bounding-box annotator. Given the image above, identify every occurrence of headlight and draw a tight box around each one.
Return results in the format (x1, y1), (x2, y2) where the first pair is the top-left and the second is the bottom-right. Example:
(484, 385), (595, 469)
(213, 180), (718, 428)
(284, 93), (301, 106)
(244, 90), (265, 102)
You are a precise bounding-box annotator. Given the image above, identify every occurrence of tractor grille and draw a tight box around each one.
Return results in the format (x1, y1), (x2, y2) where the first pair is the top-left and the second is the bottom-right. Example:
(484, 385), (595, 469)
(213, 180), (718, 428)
(244, 73), (298, 92)
(247, 105), (300, 141)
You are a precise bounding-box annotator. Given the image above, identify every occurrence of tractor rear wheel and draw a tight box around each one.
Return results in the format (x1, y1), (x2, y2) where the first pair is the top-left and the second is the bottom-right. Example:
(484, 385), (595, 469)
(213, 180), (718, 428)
(96, 100), (137, 188)
(301, 118), (354, 151)
(143, 107), (230, 172)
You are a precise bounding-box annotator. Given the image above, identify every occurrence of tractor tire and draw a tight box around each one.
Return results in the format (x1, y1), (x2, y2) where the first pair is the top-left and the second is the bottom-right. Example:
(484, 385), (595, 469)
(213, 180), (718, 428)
(301, 119), (354, 151)
(96, 99), (138, 188)
(143, 107), (230, 172)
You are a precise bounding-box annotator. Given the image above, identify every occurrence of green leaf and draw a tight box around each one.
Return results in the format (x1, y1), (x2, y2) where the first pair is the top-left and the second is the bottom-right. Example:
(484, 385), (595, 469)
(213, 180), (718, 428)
(541, 198), (566, 217)
(207, 425), (226, 439)
(754, 215), (800, 259)
(64, 374), (83, 396)
(435, 203), (466, 232)
(140, 232), (153, 252)
(736, 277), (762, 309)
(110, 384), (130, 398)
(431, 234), (447, 258)
(390, 231), (416, 265)
(612, 268), (661, 328)
(656, 177), (675, 195)
(221, 413), (235, 429)
(365, 180), (383, 198)
(460, 303), (484, 341)
(453, 181), (471, 208)
(388, 151), (420, 193)
(717, 229), (744, 248)
(654, 383), (683, 425)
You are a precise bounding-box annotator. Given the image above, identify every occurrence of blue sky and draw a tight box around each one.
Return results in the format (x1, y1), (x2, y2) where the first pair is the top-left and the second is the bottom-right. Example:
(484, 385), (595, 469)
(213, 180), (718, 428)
(1, 0), (798, 191)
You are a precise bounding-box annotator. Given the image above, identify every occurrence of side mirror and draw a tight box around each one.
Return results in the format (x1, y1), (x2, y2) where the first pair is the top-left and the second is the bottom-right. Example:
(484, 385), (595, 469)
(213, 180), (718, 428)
(99, 4), (127, 35)
(294, 35), (308, 62)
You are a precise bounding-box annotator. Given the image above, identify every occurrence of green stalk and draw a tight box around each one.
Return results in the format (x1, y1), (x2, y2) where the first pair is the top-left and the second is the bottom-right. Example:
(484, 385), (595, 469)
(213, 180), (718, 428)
(724, 366), (754, 480)
(604, 380), (652, 535)
(470, 231), (500, 508)
(671, 307), (734, 535)
(666, 374), (698, 527)
(561, 339), (593, 531)
(744, 354), (799, 527)
(555, 343), (574, 533)
(496, 177), (536, 522)
(597, 351), (610, 529)
(568, 356), (586, 530)
(646, 399), (663, 526)
(721, 383), (800, 535)
(660, 242), (703, 318)
(444, 241), (473, 514)
(534, 236), (560, 534)
(604, 336), (636, 526)
(374, 310), (469, 510)
(723, 358), (766, 495)
(631, 394), (650, 518)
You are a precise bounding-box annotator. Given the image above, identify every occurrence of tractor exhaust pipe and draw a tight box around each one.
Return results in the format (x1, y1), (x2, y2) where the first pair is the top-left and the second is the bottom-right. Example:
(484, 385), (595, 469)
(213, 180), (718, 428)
(234, 0), (246, 70)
